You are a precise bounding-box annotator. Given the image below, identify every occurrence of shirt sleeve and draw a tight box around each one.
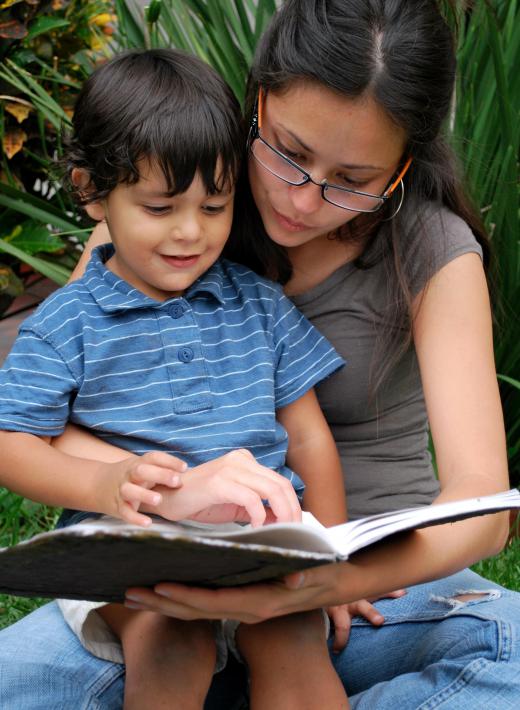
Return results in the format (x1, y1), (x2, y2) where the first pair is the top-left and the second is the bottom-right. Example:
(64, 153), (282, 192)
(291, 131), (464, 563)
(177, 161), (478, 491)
(272, 291), (345, 409)
(408, 207), (484, 296)
(0, 326), (78, 436)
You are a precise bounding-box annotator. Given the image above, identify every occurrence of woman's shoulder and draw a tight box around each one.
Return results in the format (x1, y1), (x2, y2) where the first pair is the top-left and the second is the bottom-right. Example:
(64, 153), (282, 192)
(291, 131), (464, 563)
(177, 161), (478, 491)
(405, 202), (483, 294)
(418, 203), (480, 249)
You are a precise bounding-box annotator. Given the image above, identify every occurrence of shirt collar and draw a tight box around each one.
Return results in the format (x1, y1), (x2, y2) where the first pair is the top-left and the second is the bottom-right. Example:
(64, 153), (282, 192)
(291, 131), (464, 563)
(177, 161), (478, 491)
(84, 244), (225, 313)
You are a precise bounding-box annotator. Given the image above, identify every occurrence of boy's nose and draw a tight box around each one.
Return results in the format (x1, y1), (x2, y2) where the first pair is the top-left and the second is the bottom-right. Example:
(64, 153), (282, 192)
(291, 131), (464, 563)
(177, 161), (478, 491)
(171, 216), (201, 242)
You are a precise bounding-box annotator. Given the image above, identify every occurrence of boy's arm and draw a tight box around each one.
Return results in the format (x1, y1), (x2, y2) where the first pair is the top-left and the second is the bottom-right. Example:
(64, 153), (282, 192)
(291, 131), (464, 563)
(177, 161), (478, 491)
(277, 388), (347, 526)
(51, 425), (301, 526)
(0, 430), (185, 525)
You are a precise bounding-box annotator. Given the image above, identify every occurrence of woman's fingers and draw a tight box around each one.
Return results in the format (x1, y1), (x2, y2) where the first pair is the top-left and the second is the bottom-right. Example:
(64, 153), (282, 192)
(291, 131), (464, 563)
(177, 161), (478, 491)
(327, 605), (353, 652)
(347, 600), (385, 627)
(125, 582), (281, 623)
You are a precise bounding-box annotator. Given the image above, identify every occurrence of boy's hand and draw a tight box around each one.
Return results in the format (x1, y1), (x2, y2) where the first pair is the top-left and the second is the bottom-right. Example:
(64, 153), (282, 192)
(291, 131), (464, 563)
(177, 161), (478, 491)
(98, 451), (186, 526)
(154, 449), (301, 527)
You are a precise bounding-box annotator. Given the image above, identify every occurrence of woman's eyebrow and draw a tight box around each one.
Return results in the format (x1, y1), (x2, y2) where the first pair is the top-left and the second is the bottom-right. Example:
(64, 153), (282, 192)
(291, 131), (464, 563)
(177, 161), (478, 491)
(278, 126), (385, 171)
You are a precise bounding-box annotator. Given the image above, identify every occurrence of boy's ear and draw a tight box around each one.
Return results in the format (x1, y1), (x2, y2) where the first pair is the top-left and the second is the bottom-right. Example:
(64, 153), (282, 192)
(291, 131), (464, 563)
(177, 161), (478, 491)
(71, 168), (106, 222)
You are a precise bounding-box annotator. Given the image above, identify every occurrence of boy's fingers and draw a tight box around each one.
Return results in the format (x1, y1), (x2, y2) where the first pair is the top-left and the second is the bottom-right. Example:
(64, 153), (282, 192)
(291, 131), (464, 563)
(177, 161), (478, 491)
(132, 464), (181, 488)
(120, 481), (163, 508)
(219, 482), (267, 527)
(141, 451), (187, 472)
(120, 502), (153, 527)
(237, 461), (302, 523)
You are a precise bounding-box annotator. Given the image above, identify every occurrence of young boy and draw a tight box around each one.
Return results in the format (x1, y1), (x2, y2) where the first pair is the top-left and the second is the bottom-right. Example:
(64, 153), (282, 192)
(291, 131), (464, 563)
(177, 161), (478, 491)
(0, 50), (349, 709)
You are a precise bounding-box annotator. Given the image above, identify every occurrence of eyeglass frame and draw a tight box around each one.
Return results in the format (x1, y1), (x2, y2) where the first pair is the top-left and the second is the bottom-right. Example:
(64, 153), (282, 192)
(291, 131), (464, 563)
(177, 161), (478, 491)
(248, 87), (413, 214)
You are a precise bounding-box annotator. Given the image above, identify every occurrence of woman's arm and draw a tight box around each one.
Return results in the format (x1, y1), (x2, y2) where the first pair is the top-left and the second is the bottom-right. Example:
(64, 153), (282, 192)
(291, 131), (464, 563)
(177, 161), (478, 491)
(413, 251), (510, 552)
(277, 388), (347, 526)
(69, 221), (111, 281)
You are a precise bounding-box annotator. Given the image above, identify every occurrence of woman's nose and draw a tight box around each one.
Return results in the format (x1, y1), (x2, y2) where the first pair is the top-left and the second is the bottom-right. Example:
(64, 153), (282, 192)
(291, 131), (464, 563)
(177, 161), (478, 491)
(288, 180), (323, 215)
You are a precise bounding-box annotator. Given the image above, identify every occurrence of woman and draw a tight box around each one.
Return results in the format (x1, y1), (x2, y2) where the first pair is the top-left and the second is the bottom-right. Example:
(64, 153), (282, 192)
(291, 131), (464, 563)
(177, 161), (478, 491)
(1, 1), (518, 707)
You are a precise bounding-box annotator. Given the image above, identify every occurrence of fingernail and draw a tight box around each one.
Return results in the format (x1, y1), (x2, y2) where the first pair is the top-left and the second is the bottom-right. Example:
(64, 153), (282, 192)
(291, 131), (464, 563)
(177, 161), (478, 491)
(125, 593), (143, 603)
(125, 601), (143, 610)
(170, 476), (179, 486)
(151, 493), (161, 505)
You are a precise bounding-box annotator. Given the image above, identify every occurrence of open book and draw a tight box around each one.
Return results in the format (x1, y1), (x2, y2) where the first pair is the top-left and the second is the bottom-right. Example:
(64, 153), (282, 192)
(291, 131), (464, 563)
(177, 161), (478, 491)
(1, 488), (519, 602)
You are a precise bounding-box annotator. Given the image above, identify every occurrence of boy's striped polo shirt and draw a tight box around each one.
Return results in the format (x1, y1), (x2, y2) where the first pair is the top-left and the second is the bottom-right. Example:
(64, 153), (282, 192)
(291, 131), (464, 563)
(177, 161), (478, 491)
(0, 245), (344, 493)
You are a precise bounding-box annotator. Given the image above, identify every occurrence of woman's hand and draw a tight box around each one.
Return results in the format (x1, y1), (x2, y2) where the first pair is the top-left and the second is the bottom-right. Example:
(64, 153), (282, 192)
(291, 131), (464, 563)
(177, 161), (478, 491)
(124, 563), (354, 621)
(97, 451), (186, 526)
(154, 449), (302, 527)
(327, 589), (406, 652)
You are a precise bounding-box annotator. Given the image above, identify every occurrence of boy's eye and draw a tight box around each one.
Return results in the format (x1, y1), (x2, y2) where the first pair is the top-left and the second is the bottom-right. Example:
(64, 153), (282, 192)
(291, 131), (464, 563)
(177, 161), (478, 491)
(202, 204), (227, 215)
(144, 205), (170, 215)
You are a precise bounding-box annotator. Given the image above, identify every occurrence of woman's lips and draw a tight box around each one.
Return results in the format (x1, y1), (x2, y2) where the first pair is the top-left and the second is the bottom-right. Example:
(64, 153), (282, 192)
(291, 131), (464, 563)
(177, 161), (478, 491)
(161, 254), (200, 269)
(272, 208), (311, 232)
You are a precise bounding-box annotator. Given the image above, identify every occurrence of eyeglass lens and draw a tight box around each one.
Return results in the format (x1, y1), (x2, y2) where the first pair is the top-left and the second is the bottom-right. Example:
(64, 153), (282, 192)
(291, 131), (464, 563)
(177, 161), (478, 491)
(251, 136), (384, 212)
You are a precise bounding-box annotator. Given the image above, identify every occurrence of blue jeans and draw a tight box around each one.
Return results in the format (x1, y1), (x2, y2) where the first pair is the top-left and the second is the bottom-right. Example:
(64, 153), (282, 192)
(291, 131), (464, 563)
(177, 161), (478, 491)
(0, 569), (518, 709)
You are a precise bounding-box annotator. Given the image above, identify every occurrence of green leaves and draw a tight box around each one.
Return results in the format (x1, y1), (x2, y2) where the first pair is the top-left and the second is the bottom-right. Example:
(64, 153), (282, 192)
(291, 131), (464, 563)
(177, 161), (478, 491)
(26, 16), (71, 42)
(116, 0), (278, 105)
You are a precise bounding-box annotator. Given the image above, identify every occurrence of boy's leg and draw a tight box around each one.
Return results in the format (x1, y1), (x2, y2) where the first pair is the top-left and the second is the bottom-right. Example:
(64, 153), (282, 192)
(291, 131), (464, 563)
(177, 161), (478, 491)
(236, 609), (349, 710)
(99, 604), (216, 710)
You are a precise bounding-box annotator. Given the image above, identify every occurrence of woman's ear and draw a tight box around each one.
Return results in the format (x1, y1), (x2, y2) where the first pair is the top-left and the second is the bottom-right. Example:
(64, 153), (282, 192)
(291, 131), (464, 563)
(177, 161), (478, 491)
(71, 168), (106, 222)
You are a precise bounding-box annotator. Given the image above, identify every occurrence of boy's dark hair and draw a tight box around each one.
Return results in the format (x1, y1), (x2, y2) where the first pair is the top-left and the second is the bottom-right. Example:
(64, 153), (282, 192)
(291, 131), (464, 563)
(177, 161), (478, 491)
(66, 49), (243, 201)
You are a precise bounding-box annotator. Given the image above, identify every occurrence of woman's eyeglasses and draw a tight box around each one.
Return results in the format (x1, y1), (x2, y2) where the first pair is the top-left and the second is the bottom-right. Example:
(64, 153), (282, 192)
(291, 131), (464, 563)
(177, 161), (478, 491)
(248, 88), (412, 214)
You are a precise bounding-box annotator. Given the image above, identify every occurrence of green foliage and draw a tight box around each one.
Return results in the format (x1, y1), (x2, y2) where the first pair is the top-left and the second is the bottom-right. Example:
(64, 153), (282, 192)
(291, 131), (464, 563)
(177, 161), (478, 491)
(116, 0), (277, 105)
(0, 0), (115, 312)
(472, 524), (520, 592)
(0, 489), (59, 628)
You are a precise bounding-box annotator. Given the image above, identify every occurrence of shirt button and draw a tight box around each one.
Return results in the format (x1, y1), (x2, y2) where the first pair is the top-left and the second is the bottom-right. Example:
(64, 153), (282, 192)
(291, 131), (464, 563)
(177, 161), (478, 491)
(169, 303), (184, 319)
(178, 347), (194, 363)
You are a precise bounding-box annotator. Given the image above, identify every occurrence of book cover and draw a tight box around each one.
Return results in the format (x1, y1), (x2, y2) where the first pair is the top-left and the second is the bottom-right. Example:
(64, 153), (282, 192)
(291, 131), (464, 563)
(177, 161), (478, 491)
(0, 488), (519, 602)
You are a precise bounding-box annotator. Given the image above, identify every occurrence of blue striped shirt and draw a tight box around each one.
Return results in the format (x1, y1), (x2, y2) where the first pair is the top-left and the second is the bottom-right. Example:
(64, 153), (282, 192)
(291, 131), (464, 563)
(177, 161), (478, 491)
(0, 246), (344, 493)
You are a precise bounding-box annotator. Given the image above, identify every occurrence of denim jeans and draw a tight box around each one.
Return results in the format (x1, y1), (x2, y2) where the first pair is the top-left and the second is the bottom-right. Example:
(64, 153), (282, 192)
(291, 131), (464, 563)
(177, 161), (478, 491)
(0, 569), (518, 709)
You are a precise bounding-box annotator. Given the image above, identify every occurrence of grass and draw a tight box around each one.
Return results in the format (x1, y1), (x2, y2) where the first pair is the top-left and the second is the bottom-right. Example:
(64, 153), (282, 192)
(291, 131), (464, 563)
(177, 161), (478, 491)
(0, 491), (519, 630)
(0, 490), (59, 630)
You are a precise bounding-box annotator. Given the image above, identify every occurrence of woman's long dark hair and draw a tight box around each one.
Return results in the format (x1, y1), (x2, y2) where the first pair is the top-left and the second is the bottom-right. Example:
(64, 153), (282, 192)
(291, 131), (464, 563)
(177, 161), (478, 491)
(225, 0), (490, 390)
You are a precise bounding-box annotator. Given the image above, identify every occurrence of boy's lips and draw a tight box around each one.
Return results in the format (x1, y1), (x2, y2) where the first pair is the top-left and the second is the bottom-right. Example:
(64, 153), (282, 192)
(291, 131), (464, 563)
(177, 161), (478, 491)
(160, 254), (201, 268)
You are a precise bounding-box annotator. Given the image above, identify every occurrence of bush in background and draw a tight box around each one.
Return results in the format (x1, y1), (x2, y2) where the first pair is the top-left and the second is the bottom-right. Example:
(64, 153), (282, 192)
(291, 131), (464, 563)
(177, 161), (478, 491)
(0, 0), (115, 312)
